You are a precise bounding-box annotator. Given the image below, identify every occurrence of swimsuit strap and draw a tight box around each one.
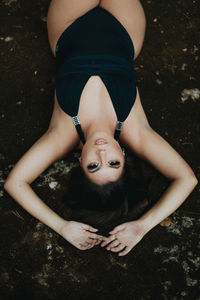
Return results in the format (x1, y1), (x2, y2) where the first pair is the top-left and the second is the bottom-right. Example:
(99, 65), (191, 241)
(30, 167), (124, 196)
(114, 121), (123, 141)
(72, 116), (123, 144)
(72, 116), (85, 144)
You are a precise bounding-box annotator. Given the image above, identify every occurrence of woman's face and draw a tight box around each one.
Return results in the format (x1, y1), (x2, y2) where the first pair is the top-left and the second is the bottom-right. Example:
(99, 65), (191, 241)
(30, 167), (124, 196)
(80, 135), (125, 185)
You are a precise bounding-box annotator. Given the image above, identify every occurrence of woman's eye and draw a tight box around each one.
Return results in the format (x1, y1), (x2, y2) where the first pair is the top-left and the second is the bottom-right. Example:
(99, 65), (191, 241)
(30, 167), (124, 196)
(108, 161), (120, 166)
(87, 163), (99, 170)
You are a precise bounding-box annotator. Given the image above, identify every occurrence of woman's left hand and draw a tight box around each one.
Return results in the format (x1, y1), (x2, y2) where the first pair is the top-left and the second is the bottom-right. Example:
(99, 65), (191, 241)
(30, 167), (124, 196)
(100, 221), (146, 256)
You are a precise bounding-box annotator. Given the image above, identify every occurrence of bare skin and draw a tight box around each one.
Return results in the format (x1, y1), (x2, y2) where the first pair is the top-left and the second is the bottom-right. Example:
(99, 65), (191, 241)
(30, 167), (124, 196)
(4, 0), (198, 255)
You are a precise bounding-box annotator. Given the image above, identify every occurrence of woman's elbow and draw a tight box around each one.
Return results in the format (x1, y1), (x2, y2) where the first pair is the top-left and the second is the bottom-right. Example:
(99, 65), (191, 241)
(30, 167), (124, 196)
(188, 174), (198, 186)
(4, 174), (22, 192)
(181, 171), (198, 187)
(4, 177), (15, 191)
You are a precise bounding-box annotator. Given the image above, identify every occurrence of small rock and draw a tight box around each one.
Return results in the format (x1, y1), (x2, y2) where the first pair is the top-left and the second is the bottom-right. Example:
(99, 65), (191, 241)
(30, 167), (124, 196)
(4, 36), (14, 42)
(160, 217), (172, 227)
(55, 246), (64, 254)
(49, 181), (58, 189)
(36, 222), (44, 230)
(156, 79), (162, 85)
(46, 244), (52, 250)
(181, 63), (187, 71)
(182, 216), (194, 228)
(181, 88), (200, 102)
(41, 16), (47, 22)
(191, 45), (199, 54)
(186, 277), (198, 286)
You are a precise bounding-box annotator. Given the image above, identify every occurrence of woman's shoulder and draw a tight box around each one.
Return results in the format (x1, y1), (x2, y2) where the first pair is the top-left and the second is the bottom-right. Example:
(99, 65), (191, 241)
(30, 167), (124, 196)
(120, 87), (151, 148)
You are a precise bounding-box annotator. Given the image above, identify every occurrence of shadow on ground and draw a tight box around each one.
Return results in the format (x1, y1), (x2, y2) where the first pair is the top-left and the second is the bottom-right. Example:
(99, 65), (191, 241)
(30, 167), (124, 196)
(0, 0), (200, 299)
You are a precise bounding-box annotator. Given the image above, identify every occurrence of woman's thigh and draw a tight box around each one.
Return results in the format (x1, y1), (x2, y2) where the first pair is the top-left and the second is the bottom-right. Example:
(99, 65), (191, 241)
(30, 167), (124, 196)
(47, 0), (100, 56)
(99, 0), (146, 59)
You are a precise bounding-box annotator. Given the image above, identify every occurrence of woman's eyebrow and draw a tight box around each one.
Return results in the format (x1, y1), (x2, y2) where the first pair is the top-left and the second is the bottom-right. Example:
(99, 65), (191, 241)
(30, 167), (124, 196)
(89, 165), (120, 174)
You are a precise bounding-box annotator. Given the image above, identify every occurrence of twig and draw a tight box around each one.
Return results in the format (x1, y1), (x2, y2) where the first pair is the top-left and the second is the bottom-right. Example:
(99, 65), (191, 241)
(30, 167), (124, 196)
(181, 210), (200, 216)
(11, 210), (24, 221)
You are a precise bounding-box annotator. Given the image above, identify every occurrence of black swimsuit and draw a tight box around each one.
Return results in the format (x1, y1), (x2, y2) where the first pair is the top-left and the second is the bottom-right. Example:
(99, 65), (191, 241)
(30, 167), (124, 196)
(55, 6), (137, 144)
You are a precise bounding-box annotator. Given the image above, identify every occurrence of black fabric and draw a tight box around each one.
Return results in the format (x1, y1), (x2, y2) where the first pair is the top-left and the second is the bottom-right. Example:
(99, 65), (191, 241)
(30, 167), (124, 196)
(75, 123), (85, 144)
(55, 6), (137, 143)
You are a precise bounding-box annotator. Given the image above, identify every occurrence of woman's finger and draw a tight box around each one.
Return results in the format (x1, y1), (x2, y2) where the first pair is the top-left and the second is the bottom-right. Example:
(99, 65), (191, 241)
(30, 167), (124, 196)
(109, 244), (126, 252)
(87, 244), (95, 249)
(118, 246), (132, 256)
(88, 233), (105, 240)
(86, 240), (96, 249)
(106, 240), (120, 249)
(79, 240), (93, 249)
(79, 244), (88, 250)
(94, 240), (102, 246)
(101, 235), (116, 247)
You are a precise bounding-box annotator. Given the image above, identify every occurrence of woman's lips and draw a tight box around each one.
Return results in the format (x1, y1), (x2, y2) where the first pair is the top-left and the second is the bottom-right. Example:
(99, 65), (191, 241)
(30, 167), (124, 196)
(95, 139), (108, 145)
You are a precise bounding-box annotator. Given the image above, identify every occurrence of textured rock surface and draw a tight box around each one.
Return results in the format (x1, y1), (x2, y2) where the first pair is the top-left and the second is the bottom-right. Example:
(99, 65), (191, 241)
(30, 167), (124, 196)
(0, 0), (199, 299)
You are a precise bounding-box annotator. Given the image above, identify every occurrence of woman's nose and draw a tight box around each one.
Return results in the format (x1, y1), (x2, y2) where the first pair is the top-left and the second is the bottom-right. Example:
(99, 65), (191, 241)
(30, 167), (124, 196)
(97, 149), (106, 161)
(98, 149), (105, 153)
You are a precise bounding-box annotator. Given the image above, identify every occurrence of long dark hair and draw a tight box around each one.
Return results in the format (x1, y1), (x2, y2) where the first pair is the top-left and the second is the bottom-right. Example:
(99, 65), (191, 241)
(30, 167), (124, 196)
(61, 149), (150, 234)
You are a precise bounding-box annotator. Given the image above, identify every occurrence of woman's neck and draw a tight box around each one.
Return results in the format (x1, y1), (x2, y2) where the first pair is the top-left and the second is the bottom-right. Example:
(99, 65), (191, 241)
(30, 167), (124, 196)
(75, 124), (114, 150)
(83, 121), (114, 141)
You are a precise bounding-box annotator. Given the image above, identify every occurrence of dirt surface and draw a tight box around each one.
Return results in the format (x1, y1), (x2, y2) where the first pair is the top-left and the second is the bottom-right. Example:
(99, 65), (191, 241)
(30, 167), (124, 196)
(0, 0), (200, 299)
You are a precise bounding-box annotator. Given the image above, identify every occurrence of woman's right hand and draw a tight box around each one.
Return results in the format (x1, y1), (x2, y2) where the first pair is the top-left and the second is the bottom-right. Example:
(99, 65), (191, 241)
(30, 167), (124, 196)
(60, 220), (105, 250)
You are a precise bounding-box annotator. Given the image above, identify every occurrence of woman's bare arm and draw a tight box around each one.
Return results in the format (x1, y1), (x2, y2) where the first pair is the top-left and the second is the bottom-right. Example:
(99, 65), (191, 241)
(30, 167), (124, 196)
(4, 127), (105, 250)
(102, 117), (198, 255)
(136, 127), (198, 231)
(122, 88), (198, 224)
(4, 128), (76, 233)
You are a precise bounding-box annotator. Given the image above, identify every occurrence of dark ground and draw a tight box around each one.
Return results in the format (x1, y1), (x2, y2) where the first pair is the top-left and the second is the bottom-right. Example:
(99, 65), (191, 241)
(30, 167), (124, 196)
(0, 0), (200, 299)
